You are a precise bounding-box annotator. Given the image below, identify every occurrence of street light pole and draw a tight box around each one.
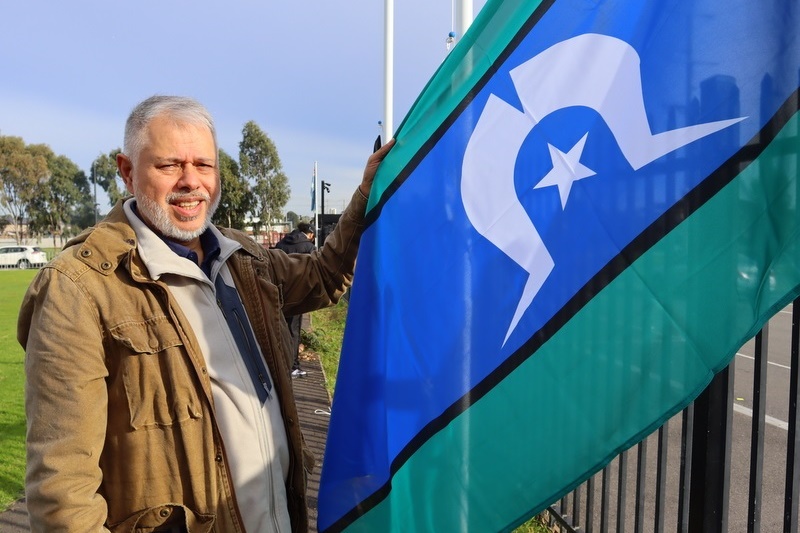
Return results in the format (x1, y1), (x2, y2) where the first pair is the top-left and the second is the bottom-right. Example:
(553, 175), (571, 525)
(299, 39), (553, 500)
(92, 160), (98, 225)
(321, 181), (330, 219)
(317, 180), (331, 248)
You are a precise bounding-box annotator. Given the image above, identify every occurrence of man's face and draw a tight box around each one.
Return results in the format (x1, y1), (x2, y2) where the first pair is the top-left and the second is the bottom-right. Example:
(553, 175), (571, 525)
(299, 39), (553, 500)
(118, 115), (220, 243)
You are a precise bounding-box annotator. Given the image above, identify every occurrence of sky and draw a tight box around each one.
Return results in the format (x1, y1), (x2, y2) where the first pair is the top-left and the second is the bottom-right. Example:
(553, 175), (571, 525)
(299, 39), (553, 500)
(0, 0), (486, 217)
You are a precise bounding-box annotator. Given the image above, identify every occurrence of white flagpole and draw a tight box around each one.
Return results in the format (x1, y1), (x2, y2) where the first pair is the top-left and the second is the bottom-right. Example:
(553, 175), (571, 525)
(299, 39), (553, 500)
(384, 0), (394, 140)
(455, 0), (473, 44)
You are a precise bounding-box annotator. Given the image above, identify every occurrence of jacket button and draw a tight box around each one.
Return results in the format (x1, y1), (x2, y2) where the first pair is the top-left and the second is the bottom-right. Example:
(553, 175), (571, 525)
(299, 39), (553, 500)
(215, 453), (223, 463)
(101, 261), (112, 270)
(159, 508), (170, 518)
(80, 249), (92, 257)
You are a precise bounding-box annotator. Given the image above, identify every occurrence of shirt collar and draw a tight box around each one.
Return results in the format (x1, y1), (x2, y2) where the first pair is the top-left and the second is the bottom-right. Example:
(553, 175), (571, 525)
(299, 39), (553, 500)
(161, 230), (221, 278)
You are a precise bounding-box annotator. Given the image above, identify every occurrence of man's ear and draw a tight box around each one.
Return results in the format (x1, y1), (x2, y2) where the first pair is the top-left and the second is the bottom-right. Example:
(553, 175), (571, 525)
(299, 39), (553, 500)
(116, 153), (135, 195)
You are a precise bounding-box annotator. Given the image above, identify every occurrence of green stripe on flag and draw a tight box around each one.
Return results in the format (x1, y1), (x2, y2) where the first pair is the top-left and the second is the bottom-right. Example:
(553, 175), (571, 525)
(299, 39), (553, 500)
(349, 112), (800, 532)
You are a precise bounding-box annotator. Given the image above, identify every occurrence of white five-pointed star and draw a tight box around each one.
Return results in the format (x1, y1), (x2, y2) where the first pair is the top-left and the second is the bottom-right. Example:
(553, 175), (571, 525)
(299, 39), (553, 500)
(534, 133), (596, 209)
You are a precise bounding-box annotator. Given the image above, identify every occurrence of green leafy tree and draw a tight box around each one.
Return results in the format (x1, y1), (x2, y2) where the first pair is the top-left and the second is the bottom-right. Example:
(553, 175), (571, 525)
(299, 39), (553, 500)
(214, 149), (253, 230)
(286, 211), (300, 229)
(92, 149), (126, 208)
(68, 158), (97, 231)
(0, 135), (48, 243)
(70, 198), (97, 233)
(239, 121), (290, 245)
(27, 146), (88, 247)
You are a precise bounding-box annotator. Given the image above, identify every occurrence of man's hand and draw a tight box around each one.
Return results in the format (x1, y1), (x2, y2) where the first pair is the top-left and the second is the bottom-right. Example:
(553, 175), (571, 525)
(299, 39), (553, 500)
(359, 138), (395, 199)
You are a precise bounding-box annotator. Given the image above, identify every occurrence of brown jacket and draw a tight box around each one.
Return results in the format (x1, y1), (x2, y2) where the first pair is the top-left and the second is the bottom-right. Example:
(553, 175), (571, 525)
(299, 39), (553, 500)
(18, 190), (367, 532)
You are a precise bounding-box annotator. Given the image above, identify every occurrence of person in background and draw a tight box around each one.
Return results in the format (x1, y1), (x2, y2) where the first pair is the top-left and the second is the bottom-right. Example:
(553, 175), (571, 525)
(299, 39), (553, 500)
(18, 94), (393, 532)
(275, 222), (316, 377)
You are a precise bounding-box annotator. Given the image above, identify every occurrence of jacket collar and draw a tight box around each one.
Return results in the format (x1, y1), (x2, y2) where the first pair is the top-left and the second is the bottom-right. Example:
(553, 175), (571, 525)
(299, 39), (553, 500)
(219, 226), (268, 261)
(65, 201), (138, 277)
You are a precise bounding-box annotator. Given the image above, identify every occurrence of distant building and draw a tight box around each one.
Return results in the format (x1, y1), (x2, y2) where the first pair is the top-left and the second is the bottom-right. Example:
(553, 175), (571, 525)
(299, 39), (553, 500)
(243, 216), (291, 247)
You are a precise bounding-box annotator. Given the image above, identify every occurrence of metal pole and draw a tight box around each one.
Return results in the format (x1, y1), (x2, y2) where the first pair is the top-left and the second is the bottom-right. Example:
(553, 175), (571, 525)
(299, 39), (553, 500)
(785, 298), (800, 531)
(313, 161), (318, 235)
(321, 182), (328, 219)
(383, 0), (394, 139)
(454, 0), (473, 43)
(688, 365), (733, 533)
(93, 160), (98, 225)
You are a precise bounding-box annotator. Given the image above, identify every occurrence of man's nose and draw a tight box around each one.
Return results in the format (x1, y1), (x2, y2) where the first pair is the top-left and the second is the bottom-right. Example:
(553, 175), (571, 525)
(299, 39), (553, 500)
(176, 163), (202, 190)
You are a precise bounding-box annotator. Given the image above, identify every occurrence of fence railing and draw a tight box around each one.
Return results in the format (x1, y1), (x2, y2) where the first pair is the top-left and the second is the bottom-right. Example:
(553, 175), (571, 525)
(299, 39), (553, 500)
(543, 299), (800, 533)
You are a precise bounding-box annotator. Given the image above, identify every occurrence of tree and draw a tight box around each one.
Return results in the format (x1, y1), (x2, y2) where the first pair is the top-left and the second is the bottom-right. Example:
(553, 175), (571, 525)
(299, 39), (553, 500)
(286, 211), (300, 228)
(239, 121), (290, 245)
(68, 157), (97, 231)
(69, 196), (97, 233)
(27, 146), (88, 247)
(92, 149), (126, 208)
(0, 135), (48, 243)
(214, 149), (253, 230)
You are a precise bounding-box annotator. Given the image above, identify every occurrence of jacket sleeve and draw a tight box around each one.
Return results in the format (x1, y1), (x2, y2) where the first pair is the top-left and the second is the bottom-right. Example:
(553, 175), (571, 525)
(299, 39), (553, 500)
(18, 267), (111, 532)
(271, 188), (368, 317)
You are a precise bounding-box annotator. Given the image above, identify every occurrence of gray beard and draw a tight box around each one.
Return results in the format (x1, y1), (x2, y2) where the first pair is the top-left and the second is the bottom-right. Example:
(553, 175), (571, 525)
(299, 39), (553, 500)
(134, 190), (220, 243)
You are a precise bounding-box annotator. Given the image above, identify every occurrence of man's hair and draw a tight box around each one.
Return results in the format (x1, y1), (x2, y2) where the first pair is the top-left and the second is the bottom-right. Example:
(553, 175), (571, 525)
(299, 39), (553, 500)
(123, 95), (218, 163)
(298, 222), (314, 235)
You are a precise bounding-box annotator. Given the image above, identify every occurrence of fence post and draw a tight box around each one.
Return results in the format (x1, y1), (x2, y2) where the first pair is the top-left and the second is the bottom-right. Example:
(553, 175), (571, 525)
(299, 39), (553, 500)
(687, 364), (733, 532)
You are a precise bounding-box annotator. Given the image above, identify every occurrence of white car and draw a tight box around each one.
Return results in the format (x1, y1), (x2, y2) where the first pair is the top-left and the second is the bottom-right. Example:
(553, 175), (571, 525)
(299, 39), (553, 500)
(0, 245), (48, 269)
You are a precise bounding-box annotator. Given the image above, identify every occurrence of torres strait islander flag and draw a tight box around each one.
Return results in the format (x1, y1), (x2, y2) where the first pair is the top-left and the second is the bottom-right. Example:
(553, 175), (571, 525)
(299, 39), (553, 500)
(319, 0), (800, 531)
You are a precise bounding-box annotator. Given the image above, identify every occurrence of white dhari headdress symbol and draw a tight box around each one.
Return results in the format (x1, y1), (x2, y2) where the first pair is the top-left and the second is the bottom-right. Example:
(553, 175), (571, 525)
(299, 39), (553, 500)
(461, 33), (745, 345)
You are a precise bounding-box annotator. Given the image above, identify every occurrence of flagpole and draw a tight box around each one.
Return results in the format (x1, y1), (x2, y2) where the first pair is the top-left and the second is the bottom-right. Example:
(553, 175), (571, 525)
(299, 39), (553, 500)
(383, 0), (394, 140)
(454, 0), (473, 44)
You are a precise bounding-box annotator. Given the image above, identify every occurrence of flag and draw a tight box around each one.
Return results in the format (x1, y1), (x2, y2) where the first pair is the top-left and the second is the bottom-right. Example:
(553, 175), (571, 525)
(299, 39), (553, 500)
(319, 0), (800, 531)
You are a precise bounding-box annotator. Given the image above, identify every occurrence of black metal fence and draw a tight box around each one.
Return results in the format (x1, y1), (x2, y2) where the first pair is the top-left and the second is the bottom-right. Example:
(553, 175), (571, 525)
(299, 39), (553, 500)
(543, 299), (800, 533)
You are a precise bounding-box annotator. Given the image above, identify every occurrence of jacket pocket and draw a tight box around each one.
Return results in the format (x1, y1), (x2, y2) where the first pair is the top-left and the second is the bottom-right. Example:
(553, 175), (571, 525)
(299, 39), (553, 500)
(111, 316), (202, 430)
(108, 503), (215, 533)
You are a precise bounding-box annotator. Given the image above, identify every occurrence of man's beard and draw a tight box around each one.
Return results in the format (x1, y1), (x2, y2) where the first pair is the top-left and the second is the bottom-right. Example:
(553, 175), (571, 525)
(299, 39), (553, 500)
(135, 189), (220, 243)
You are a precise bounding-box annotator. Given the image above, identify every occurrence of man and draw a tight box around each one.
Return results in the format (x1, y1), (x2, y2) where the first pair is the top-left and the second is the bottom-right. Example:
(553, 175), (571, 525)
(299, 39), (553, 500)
(18, 95), (393, 532)
(274, 222), (316, 377)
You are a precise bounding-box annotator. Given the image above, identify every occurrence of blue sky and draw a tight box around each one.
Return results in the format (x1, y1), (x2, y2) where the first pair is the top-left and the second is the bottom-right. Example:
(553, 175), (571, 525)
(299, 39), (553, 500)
(0, 0), (486, 216)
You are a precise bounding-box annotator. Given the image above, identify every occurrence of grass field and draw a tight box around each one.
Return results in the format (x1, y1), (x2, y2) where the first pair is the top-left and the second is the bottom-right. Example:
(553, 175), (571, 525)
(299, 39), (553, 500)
(303, 301), (349, 399)
(0, 269), (37, 510)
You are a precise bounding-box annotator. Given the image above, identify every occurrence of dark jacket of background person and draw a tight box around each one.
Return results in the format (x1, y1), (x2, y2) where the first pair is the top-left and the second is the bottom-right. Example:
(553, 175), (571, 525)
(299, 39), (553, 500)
(275, 225), (315, 255)
(17, 188), (368, 533)
(275, 223), (317, 372)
